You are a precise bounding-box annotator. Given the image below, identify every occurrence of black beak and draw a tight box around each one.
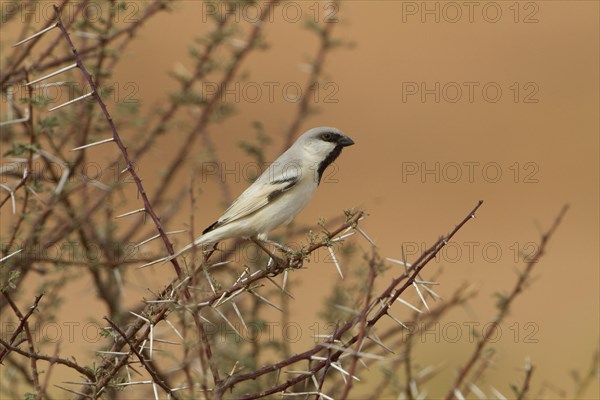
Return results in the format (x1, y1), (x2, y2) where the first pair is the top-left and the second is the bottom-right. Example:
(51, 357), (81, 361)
(339, 136), (355, 147)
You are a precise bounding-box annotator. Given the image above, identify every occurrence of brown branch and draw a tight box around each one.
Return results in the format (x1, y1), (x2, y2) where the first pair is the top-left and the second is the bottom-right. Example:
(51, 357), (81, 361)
(52, 4), (185, 279)
(0, 337), (94, 380)
(1, 292), (43, 398)
(144, 0), (280, 219)
(202, 211), (364, 309)
(516, 361), (534, 400)
(48, 6), (222, 395)
(1, 1), (167, 89)
(0, 293), (43, 363)
(1, 71), (35, 255)
(216, 201), (483, 399)
(314, 322), (339, 398)
(104, 317), (178, 399)
(339, 247), (378, 399)
(82, 305), (169, 399)
(0, 0), (70, 88)
(444, 204), (569, 400)
(366, 285), (476, 399)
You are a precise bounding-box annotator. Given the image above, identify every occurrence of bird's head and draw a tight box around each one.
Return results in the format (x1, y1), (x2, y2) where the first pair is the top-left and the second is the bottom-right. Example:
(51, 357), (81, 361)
(294, 127), (355, 184)
(296, 126), (355, 159)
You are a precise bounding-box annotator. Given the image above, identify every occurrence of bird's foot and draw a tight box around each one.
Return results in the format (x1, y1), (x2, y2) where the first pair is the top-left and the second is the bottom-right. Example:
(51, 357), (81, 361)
(252, 238), (305, 274)
(265, 255), (288, 274)
(260, 239), (295, 255)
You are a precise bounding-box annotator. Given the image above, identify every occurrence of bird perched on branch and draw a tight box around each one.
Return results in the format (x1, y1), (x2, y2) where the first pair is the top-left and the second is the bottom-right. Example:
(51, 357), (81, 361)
(168, 126), (355, 261)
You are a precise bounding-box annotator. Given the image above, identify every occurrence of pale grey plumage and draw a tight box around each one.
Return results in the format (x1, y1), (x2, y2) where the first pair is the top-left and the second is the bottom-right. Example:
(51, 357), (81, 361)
(168, 126), (354, 260)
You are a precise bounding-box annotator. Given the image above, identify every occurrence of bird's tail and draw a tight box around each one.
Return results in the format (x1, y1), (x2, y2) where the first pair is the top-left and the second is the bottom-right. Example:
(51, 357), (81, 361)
(163, 235), (208, 264)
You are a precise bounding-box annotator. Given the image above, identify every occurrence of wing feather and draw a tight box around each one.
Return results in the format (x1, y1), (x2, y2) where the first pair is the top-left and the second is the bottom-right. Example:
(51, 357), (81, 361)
(203, 175), (298, 234)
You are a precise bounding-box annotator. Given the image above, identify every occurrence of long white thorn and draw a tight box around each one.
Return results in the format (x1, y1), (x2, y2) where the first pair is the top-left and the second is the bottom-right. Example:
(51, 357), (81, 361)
(213, 307), (241, 337)
(468, 383), (487, 400)
(265, 276), (294, 299)
(111, 380), (152, 387)
(115, 208), (146, 219)
(327, 246), (344, 279)
(232, 302), (247, 330)
(49, 92), (95, 112)
(164, 318), (184, 341)
(420, 283), (442, 300)
(152, 382), (158, 400)
(70, 137), (114, 151)
(0, 184), (16, 214)
(129, 311), (149, 323)
(385, 257), (412, 268)
(249, 290), (283, 312)
(396, 297), (423, 314)
(413, 282), (430, 311)
(453, 388), (466, 400)
(281, 392), (333, 400)
(149, 323), (154, 359)
(282, 269), (289, 292)
(13, 23), (58, 46)
(135, 230), (187, 248)
(330, 231), (356, 243)
(203, 265), (217, 295)
(138, 256), (170, 269)
(0, 249), (22, 264)
(367, 332), (394, 354)
(330, 362), (360, 381)
(26, 63), (78, 86)
(490, 386), (507, 400)
(355, 226), (376, 246)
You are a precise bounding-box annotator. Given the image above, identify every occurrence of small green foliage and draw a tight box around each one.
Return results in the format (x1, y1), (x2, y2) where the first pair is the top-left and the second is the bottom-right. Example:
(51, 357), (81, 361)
(25, 94), (52, 107)
(6, 269), (21, 290)
(306, 230), (319, 246)
(111, 376), (128, 391)
(239, 122), (272, 166)
(169, 91), (206, 106)
(39, 116), (60, 131)
(510, 383), (520, 396)
(99, 327), (113, 338)
(3, 142), (28, 157)
(319, 284), (351, 324)
(209, 103), (236, 122)
(305, 19), (324, 35)
(494, 291), (509, 309)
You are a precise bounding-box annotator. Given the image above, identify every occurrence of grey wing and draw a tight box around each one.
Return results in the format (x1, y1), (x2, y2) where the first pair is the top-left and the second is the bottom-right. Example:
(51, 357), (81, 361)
(203, 173), (299, 234)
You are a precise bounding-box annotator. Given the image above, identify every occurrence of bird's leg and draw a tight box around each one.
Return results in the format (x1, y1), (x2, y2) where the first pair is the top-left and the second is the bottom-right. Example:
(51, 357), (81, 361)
(260, 239), (306, 270)
(251, 237), (286, 273)
(260, 238), (295, 255)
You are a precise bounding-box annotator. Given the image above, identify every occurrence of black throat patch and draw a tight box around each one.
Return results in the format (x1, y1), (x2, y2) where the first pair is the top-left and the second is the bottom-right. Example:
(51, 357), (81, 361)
(317, 145), (343, 184)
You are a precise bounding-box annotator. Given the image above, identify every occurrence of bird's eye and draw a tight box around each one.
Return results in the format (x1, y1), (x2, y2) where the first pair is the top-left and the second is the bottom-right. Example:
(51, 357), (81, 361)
(322, 133), (332, 141)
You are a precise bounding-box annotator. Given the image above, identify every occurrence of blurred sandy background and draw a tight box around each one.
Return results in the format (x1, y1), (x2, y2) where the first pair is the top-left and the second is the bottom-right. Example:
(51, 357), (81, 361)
(1, 0), (599, 398)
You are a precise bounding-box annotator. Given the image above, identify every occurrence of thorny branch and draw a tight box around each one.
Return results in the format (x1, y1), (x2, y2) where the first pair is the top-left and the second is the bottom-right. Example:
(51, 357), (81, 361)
(215, 201), (483, 399)
(445, 204), (570, 400)
(52, 5), (185, 280)
(104, 317), (177, 399)
(0, 291), (43, 364)
(1, 1), (588, 399)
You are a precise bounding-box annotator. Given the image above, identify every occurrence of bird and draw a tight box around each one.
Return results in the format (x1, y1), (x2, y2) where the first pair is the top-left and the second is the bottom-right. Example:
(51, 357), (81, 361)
(167, 126), (355, 261)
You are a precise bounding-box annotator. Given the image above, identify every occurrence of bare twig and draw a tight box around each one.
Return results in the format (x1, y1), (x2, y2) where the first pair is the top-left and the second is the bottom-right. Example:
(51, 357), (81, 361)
(445, 204), (569, 400)
(104, 317), (177, 399)
(339, 247), (378, 399)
